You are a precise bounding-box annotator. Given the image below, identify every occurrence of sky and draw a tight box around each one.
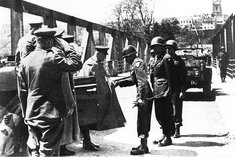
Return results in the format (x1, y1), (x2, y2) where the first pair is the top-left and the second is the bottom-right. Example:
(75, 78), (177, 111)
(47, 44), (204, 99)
(1, 0), (235, 25)
(24, 0), (235, 24)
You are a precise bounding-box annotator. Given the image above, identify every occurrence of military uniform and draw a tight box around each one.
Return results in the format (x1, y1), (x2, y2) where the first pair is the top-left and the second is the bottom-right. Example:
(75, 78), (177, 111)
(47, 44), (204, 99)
(169, 54), (187, 129)
(15, 22), (42, 66)
(76, 46), (126, 151)
(17, 28), (82, 156)
(53, 34), (82, 155)
(77, 55), (126, 130)
(119, 57), (153, 139)
(217, 51), (229, 82)
(151, 53), (175, 138)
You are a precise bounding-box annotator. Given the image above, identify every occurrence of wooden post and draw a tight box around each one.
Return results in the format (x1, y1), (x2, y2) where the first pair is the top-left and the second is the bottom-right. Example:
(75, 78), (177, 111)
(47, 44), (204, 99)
(99, 27), (105, 46)
(84, 23), (95, 61)
(67, 16), (76, 36)
(10, 0), (23, 55)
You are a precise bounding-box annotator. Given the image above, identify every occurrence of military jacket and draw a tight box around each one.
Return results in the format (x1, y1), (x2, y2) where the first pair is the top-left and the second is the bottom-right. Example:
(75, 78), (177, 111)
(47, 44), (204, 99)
(217, 51), (229, 69)
(119, 57), (152, 101)
(18, 47), (82, 120)
(170, 54), (187, 93)
(15, 34), (36, 66)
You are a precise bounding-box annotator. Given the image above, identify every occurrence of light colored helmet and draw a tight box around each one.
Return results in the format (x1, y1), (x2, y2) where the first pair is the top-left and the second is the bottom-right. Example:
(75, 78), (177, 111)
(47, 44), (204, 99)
(150, 36), (165, 47)
(166, 39), (178, 50)
(122, 45), (136, 58)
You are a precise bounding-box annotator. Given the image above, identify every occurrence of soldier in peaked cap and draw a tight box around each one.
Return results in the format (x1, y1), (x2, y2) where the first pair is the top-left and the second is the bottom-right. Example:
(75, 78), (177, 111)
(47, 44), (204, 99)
(15, 22), (43, 66)
(52, 33), (82, 156)
(14, 22), (43, 154)
(17, 27), (82, 156)
(77, 45), (126, 151)
(116, 45), (153, 155)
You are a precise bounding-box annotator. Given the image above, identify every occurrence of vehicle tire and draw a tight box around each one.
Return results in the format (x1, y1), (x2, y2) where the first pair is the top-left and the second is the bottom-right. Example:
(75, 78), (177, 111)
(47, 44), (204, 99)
(203, 83), (211, 93)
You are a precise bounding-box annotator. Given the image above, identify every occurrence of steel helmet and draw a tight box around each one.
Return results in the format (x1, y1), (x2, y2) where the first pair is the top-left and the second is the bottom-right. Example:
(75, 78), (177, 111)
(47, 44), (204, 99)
(122, 45), (136, 58)
(150, 36), (165, 47)
(166, 39), (178, 50)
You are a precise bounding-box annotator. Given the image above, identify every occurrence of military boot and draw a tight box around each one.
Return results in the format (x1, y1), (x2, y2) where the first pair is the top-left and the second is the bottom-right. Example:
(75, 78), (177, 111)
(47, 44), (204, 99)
(130, 138), (149, 155)
(153, 135), (165, 144)
(158, 136), (172, 147)
(173, 126), (180, 138)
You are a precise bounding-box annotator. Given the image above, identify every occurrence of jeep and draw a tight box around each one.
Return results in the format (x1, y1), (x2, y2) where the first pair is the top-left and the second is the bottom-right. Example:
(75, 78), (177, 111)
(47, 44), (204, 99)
(176, 48), (212, 93)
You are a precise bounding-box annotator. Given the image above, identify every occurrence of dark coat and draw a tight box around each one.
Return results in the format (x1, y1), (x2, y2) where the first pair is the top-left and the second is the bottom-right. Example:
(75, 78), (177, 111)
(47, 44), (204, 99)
(217, 51), (229, 70)
(17, 47), (82, 120)
(76, 55), (126, 130)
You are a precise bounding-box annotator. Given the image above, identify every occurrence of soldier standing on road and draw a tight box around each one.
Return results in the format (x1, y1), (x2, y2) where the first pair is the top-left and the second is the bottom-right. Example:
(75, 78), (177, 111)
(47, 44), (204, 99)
(14, 22), (42, 154)
(53, 30), (82, 156)
(17, 28), (82, 156)
(217, 46), (229, 82)
(165, 40), (187, 138)
(116, 45), (153, 155)
(149, 36), (175, 146)
(77, 46), (126, 151)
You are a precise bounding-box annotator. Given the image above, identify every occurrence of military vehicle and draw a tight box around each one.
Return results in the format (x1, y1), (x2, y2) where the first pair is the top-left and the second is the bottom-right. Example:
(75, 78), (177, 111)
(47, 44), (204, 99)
(176, 47), (212, 93)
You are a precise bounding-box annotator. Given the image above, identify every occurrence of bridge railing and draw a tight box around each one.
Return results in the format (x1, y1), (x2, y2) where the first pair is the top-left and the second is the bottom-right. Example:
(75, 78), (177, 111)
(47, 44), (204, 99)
(212, 14), (235, 79)
(0, 0), (149, 76)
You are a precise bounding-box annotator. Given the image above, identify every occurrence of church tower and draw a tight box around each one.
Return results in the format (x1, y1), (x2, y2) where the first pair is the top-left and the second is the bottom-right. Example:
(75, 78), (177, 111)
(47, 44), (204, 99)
(212, 0), (222, 17)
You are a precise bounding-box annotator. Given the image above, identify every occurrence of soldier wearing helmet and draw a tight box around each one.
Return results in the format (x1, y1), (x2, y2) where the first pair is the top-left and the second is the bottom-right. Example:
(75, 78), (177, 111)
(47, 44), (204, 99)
(116, 45), (153, 155)
(149, 36), (166, 86)
(165, 39), (187, 138)
(149, 37), (175, 147)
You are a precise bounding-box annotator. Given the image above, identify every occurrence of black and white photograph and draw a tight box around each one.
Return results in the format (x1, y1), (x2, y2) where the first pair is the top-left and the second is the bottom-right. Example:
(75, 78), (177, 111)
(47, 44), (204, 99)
(0, 0), (235, 156)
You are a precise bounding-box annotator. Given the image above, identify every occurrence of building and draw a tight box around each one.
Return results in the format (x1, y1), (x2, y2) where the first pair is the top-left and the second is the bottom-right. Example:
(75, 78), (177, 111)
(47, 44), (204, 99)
(163, 0), (228, 31)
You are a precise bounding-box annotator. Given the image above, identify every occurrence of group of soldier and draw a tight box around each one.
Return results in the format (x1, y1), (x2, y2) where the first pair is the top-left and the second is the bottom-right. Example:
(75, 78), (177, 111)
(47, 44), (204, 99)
(116, 36), (187, 155)
(14, 21), (187, 156)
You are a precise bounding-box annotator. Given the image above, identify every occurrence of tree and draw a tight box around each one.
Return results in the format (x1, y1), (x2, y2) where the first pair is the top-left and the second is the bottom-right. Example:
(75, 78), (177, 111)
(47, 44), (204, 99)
(106, 0), (155, 44)
(151, 18), (181, 43)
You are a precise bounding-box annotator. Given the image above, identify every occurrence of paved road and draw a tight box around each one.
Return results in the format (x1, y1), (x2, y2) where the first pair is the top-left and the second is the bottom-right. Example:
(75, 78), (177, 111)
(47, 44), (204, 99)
(68, 77), (235, 157)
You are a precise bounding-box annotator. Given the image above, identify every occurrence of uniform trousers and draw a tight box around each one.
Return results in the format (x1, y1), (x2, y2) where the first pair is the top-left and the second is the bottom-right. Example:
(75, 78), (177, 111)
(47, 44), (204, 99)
(26, 118), (64, 157)
(220, 66), (227, 79)
(171, 92), (183, 127)
(154, 96), (174, 136)
(137, 99), (153, 138)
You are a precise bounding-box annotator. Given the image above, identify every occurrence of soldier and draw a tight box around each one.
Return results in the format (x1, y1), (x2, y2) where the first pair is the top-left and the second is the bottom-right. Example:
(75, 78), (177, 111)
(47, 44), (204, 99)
(165, 40), (187, 138)
(14, 22), (42, 155)
(150, 36), (175, 146)
(217, 46), (229, 82)
(17, 28), (82, 156)
(15, 22), (42, 66)
(52, 31), (82, 156)
(77, 46), (126, 151)
(116, 45), (153, 155)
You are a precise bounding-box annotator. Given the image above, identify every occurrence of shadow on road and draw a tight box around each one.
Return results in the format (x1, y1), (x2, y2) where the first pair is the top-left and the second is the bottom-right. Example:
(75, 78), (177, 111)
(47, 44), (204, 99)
(174, 141), (226, 147)
(181, 133), (229, 138)
(151, 149), (198, 157)
(184, 90), (216, 101)
(213, 88), (229, 96)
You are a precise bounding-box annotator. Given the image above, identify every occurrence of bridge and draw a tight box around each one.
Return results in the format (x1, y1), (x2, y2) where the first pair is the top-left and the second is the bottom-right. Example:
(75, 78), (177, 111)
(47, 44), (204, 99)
(0, 0), (149, 75)
(0, 0), (235, 156)
(1, 0), (235, 79)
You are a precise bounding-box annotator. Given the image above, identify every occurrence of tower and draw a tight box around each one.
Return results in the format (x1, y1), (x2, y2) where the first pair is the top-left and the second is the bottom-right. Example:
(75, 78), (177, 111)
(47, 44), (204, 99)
(212, 0), (222, 17)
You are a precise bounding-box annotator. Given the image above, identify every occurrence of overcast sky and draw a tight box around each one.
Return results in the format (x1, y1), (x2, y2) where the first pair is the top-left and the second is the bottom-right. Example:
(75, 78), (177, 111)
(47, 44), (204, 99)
(7, 0), (235, 24)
